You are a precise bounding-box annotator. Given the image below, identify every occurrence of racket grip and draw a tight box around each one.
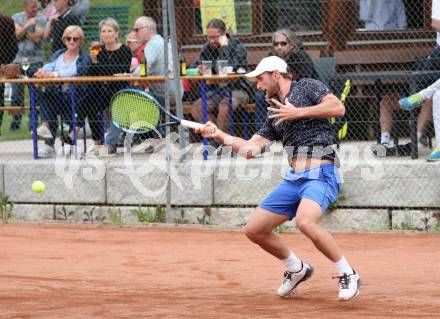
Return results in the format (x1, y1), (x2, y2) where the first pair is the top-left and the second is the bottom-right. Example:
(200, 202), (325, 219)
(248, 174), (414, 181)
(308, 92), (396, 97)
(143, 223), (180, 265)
(181, 119), (204, 130)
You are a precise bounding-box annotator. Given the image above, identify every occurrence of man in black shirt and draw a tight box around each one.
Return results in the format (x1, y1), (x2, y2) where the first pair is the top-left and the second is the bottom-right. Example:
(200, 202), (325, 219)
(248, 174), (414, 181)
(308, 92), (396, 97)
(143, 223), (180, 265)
(44, 0), (80, 53)
(195, 56), (361, 302)
(190, 19), (252, 133)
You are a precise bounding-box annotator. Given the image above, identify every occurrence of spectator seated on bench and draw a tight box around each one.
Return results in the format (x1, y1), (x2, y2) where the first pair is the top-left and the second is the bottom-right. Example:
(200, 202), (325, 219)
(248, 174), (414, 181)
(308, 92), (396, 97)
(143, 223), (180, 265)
(34, 25), (91, 158)
(189, 19), (252, 136)
(78, 18), (132, 156)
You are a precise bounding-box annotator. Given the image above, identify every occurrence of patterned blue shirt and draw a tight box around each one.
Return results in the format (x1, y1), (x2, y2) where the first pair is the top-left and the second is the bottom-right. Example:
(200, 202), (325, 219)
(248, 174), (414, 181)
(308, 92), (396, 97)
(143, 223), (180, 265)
(256, 78), (336, 162)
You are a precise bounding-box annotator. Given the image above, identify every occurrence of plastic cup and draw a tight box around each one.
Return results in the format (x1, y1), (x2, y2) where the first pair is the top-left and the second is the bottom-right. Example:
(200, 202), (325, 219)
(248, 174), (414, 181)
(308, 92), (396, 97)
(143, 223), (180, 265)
(201, 60), (212, 76)
(224, 66), (234, 74)
(90, 43), (102, 57)
(186, 68), (199, 76)
(217, 60), (228, 76)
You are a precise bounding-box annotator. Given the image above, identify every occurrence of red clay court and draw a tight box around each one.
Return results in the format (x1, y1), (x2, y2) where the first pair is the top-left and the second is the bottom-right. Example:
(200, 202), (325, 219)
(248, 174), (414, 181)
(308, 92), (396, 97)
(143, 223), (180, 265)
(0, 224), (439, 318)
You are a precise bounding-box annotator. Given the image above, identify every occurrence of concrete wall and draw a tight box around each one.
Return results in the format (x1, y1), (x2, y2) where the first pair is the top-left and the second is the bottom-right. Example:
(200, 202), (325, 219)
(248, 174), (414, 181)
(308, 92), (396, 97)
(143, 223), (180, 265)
(2, 158), (440, 231)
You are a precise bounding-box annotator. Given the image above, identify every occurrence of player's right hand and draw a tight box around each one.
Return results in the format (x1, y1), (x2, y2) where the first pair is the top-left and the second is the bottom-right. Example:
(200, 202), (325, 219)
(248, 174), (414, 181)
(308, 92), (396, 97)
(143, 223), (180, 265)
(195, 121), (219, 138)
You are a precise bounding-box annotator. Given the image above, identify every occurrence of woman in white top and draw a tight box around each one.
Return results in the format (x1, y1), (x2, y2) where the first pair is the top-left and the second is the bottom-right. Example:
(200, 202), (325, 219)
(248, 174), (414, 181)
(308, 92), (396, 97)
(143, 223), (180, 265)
(34, 25), (91, 157)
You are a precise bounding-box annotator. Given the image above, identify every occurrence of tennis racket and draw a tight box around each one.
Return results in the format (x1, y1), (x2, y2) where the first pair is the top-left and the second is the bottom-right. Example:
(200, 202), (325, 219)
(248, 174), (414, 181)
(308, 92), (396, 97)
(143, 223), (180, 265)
(330, 79), (351, 140)
(110, 88), (203, 134)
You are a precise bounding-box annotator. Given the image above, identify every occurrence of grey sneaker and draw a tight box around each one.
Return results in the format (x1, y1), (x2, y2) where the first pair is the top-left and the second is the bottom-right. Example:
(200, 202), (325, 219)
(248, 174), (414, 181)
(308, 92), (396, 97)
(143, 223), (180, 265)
(371, 142), (396, 157)
(277, 261), (314, 298)
(335, 269), (361, 301)
(77, 121), (91, 138)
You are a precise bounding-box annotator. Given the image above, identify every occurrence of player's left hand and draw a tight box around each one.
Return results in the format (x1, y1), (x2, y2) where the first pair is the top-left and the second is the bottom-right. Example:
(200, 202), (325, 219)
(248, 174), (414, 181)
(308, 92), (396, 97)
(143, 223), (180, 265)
(267, 98), (300, 125)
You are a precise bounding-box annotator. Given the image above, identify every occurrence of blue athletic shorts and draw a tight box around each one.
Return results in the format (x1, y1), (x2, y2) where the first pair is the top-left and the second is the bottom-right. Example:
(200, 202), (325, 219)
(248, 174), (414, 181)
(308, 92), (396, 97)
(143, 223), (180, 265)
(259, 163), (340, 218)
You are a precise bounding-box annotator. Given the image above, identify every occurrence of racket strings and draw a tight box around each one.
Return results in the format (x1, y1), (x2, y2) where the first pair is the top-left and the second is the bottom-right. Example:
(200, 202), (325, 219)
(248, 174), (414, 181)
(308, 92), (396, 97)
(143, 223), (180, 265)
(112, 92), (160, 132)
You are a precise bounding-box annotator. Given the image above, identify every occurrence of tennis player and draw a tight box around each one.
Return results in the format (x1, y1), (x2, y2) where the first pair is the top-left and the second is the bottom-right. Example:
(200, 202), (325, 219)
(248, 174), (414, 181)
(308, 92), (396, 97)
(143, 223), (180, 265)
(195, 55), (361, 301)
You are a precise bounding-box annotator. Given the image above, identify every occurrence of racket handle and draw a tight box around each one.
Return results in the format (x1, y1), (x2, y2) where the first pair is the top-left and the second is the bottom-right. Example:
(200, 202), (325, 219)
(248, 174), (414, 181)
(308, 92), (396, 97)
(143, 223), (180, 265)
(181, 119), (204, 130)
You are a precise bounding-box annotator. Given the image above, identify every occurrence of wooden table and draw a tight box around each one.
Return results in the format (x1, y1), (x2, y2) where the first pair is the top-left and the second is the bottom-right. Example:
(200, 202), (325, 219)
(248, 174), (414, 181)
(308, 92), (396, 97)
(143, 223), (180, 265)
(0, 76), (166, 159)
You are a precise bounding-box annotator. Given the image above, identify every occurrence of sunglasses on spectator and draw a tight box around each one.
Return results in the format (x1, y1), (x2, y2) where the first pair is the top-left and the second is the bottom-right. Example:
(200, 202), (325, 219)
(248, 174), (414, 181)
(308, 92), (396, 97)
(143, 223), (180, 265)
(273, 41), (288, 47)
(65, 36), (80, 42)
(132, 26), (147, 33)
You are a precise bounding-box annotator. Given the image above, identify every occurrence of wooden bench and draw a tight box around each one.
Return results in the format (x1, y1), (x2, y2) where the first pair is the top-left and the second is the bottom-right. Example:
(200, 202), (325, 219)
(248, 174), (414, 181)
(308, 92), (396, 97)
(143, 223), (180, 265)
(334, 45), (433, 73)
(333, 45), (434, 97)
(0, 106), (29, 115)
(332, 44), (435, 141)
(83, 5), (130, 42)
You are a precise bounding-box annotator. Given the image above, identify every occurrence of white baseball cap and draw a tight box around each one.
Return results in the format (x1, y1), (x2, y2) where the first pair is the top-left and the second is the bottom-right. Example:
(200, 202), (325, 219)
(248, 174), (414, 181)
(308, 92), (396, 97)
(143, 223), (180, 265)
(245, 56), (288, 78)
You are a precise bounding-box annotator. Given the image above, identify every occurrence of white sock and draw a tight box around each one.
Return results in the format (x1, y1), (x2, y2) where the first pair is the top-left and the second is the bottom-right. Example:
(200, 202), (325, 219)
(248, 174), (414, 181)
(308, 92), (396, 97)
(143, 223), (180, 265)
(417, 132), (422, 142)
(281, 251), (303, 272)
(380, 132), (390, 145)
(335, 256), (353, 276)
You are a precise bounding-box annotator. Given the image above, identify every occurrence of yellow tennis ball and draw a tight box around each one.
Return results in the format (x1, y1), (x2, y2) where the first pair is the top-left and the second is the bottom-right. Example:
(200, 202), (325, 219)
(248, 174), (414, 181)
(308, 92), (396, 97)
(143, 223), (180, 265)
(32, 181), (45, 193)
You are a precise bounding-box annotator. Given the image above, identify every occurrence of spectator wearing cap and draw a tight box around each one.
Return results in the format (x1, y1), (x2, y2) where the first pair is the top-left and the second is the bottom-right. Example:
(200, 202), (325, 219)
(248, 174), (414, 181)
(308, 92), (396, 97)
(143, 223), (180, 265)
(194, 55), (360, 302)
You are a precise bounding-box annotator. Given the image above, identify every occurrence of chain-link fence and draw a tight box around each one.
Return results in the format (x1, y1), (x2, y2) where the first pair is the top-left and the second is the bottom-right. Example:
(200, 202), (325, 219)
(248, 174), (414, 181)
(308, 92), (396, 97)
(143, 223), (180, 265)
(175, 0), (438, 147)
(0, 0), (439, 218)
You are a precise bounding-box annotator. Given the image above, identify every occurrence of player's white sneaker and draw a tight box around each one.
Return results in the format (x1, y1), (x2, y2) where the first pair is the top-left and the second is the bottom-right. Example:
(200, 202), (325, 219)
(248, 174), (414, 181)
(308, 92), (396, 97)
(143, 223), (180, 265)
(277, 261), (314, 297)
(335, 269), (361, 301)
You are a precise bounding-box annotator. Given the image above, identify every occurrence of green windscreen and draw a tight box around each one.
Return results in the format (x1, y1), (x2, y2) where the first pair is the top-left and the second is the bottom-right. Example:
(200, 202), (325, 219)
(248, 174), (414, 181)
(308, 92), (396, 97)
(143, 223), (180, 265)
(111, 91), (160, 132)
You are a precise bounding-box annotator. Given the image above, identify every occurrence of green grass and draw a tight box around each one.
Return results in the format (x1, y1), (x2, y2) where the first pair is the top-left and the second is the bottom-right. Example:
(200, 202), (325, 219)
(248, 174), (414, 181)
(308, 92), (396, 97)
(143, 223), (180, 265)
(131, 206), (167, 224)
(0, 113), (31, 142)
(107, 208), (123, 225)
